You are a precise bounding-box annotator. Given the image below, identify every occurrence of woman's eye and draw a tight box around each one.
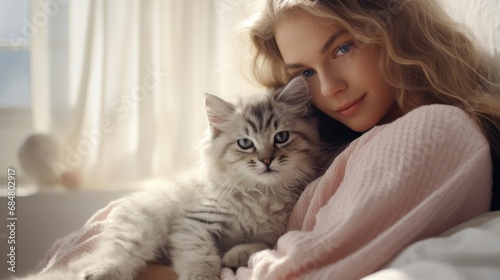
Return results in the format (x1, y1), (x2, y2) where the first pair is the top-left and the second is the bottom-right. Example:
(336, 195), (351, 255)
(301, 69), (316, 78)
(335, 43), (351, 57)
(237, 138), (254, 149)
(274, 131), (290, 144)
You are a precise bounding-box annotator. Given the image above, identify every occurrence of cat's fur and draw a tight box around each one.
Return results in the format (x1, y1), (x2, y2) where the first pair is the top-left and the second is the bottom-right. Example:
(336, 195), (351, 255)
(13, 77), (328, 280)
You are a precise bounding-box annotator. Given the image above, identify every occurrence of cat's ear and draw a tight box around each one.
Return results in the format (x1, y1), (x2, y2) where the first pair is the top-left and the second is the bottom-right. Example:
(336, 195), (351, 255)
(276, 76), (310, 112)
(205, 93), (235, 135)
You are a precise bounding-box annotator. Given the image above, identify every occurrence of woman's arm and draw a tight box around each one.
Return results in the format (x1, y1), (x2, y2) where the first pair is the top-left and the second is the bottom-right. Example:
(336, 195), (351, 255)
(136, 264), (177, 280)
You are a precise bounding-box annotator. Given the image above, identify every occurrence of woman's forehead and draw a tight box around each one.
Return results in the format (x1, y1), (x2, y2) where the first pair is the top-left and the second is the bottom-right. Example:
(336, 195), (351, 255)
(274, 14), (348, 62)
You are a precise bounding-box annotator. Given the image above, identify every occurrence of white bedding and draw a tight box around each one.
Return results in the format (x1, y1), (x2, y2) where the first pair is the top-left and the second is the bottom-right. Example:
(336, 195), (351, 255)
(363, 211), (500, 280)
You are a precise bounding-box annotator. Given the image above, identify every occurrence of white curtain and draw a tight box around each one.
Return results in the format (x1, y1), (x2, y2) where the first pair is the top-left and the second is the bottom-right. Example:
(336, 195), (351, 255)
(31, 0), (258, 189)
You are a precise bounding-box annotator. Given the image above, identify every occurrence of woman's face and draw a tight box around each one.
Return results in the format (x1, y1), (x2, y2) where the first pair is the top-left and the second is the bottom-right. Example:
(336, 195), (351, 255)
(274, 14), (398, 132)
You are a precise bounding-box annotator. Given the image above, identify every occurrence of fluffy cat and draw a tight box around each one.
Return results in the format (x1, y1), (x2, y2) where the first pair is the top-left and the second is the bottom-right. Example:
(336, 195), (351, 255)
(13, 76), (328, 280)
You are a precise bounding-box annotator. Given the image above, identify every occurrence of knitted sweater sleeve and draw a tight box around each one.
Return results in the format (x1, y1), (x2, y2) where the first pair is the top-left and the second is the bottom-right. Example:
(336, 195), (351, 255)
(223, 104), (492, 280)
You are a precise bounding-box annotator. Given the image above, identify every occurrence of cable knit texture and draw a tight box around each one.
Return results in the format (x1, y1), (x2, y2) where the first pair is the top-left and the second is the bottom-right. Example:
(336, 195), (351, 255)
(31, 105), (491, 280)
(221, 104), (492, 280)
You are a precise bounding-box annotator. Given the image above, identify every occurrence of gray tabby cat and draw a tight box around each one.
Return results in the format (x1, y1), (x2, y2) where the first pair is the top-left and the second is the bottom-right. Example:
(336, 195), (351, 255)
(14, 77), (327, 280)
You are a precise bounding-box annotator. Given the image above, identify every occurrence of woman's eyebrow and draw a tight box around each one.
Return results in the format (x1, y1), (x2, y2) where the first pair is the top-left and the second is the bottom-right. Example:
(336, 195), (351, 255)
(285, 29), (348, 70)
(285, 63), (306, 69)
(321, 30), (347, 54)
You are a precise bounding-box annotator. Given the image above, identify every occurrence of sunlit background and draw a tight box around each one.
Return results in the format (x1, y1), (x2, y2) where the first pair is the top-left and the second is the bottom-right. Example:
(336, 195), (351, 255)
(0, 0), (260, 195)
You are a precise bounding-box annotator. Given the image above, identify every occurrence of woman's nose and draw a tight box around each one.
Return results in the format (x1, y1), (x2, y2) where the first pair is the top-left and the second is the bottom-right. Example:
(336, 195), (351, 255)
(319, 74), (346, 98)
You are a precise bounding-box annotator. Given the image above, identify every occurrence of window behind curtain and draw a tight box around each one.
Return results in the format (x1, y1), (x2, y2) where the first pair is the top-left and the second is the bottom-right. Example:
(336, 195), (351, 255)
(0, 0), (31, 107)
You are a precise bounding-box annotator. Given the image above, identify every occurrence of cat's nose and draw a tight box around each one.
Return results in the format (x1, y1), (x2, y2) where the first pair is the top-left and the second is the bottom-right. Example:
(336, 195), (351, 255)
(259, 157), (274, 166)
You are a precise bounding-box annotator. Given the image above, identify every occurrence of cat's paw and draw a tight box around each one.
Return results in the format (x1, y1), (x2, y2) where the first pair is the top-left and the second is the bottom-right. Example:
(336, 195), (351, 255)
(222, 242), (269, 268)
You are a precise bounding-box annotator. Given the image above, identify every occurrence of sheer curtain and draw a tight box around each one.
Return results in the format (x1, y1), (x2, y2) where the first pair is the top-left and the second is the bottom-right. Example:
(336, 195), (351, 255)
(31, 0), (258, 189)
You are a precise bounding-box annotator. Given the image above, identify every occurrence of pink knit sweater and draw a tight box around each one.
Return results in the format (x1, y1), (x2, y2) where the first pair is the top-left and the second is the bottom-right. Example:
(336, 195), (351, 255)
(221, 104), (492, 279)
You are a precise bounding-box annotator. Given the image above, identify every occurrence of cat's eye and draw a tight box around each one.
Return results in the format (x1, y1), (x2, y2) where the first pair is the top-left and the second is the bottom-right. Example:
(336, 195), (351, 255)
(237, 138), (254, 149)
(274, 131), (289, 144)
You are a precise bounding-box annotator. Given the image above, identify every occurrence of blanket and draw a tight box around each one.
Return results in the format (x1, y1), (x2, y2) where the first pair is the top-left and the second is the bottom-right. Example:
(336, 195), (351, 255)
(27, 105), (493, 280)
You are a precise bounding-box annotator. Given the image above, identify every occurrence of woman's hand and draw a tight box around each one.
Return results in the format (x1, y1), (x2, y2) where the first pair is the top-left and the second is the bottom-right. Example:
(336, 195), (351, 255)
(135, 264), (178, 280)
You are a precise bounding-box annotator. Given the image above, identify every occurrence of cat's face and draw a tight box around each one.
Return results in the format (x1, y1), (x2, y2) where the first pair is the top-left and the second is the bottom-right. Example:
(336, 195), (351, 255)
(204, 77), (322, 187)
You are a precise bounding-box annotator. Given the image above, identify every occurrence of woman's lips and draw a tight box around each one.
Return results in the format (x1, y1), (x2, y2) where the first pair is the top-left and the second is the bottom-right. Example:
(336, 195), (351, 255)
(335, 94), (366, 117)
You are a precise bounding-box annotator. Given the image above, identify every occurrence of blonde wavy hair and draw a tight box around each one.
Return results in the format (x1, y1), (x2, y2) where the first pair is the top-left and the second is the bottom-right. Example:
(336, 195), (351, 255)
(240, 0), (500, 159)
